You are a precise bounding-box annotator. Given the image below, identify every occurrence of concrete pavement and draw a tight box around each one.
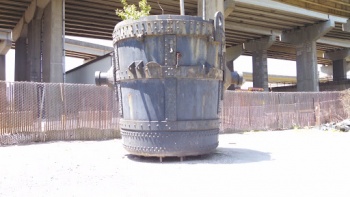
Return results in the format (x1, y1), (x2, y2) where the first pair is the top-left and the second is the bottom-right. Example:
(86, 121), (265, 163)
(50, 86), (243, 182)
(0, 129), (349, 197)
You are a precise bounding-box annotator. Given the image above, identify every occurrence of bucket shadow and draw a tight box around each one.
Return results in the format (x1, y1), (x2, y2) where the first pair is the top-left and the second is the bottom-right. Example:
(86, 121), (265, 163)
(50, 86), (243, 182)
(126, 147), (271, 164)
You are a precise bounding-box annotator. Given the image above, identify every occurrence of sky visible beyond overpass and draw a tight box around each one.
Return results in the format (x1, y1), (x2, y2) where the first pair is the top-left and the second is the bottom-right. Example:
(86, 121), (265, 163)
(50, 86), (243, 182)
(4, 36), (318, 89)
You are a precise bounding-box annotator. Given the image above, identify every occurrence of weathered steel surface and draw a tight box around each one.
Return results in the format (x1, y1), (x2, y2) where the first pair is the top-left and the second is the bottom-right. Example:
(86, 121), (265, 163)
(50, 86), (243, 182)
(121, 130), (219, 157)
(116, 63), (223, 81)
(110, 14), (225, 157)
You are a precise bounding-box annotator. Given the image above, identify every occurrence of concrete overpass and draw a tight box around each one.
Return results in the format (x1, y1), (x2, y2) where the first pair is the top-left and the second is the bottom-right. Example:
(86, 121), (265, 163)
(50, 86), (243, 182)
(0, 0), (350, 91)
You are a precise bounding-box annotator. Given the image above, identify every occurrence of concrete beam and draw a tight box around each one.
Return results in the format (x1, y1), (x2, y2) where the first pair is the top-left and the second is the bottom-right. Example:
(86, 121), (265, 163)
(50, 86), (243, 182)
(282, 20), (335, 44)
(318, 37), (350, 48)
(65, 38), (113, 56)
(235, 0), (348, 23)
(324, 49), (350, 61)
(224, 0), (235, 18)
(225, 22), (281, 36)
(244, 36), (276, 51)
(0, 40), (12, 56)
(0, 28), (11, 40)
(226, 44), (243, 62)
(12, 0), (51, 41)
(269, 45), (324, 58)
(0, 29), (12, 55)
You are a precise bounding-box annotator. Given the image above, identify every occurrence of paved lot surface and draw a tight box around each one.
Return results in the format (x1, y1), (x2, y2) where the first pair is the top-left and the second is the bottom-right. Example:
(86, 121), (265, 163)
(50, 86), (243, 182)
(1, 129), (350, 197)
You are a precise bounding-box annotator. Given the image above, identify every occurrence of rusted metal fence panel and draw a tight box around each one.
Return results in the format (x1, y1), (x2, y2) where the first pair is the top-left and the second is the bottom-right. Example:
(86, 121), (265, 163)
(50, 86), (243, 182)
(222, 91), (346, 132)
(0, 81), (119, 145)
(0, 81), (347, 145)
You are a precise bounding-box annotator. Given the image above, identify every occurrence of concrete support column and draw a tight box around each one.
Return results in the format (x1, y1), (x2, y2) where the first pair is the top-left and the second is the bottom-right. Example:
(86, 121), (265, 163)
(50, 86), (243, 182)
(0, 55), (4, 81)
(252, 50), (269, 91)
(324, 48), (350, 81)
(226, 44), (243, 71)
(0, 29), (12, 81)
(42, 0), (64, 83)
(226, 44), (243, 64)
(0, 58), (5, 113)
(282, 20), (335, 92)
(343, 19), (350, 32)
(244, 36), (275, 91)
(225, 45), (243, 90)
(15, 37), (29, 81)
(28, 18), (42, 82)
(332, 59), (347, 80)
(295, 42), (319, 91)
(198, 0), (224, 20)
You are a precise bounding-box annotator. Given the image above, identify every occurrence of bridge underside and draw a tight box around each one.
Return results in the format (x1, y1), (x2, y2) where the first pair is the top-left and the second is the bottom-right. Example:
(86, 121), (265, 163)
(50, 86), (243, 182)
(1, 0), (350, 91)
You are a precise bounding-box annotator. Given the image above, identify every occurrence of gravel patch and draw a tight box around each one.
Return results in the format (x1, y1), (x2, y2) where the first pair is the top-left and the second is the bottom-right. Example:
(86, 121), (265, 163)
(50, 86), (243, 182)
(1, 129), (350, 197)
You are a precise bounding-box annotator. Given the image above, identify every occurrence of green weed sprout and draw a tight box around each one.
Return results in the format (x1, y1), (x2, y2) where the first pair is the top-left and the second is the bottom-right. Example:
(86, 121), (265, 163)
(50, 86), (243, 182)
(116, 0), (151, 20)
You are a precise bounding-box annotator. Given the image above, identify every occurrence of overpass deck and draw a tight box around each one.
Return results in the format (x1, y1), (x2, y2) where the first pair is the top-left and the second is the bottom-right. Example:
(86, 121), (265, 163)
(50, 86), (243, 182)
(0, 0), (350, 65)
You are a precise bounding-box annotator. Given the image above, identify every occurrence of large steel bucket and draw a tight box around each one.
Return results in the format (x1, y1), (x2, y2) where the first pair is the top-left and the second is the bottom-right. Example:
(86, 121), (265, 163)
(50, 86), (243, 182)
(100, 13), (226, 157)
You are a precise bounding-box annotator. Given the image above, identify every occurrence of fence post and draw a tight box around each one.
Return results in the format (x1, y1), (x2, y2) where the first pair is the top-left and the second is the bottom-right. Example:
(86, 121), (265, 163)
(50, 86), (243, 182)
(248, 103), (252, 129)
(314, 98), (320, 127)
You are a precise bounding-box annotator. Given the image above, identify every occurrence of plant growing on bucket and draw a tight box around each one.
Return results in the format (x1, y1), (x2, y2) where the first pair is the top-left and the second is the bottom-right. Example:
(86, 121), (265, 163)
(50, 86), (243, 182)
(116, 0), (151, 20)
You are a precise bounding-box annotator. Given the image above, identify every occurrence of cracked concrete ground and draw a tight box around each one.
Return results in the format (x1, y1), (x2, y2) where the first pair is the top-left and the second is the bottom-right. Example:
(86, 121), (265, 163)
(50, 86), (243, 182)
(1, 129), (350, 197)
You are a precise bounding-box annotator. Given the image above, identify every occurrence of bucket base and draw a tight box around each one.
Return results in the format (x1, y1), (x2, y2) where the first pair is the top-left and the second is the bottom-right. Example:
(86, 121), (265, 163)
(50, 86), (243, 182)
(121, 129), (219, 157)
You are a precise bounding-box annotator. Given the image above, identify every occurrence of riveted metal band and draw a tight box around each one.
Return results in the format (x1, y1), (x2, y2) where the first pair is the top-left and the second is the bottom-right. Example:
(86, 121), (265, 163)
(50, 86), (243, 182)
(114, 43), (123, 117)
(164, 35), (176, 66)
(165, 78), (177, 121)
(117, 83), (123, 117)
(113, 18), (214, 44)
(119, 119), (220, 131)
(116, 63), (223, 81)
(121, 129), (219, 157)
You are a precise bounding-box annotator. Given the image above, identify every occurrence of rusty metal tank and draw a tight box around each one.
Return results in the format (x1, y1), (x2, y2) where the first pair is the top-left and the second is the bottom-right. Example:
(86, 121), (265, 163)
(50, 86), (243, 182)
(96, 12), (239, 157)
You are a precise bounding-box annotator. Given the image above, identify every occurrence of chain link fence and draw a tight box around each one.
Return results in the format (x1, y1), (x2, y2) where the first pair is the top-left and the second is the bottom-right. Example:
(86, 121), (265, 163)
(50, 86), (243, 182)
(221, 91), (346, 132)
(0, 81), (119, 145)
(0, 81), (347, 145)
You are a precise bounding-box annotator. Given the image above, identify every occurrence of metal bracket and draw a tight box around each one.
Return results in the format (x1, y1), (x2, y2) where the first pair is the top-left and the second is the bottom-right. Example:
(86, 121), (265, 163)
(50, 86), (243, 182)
(214, 12), (226, 113)
(145, 62), (162, 78)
